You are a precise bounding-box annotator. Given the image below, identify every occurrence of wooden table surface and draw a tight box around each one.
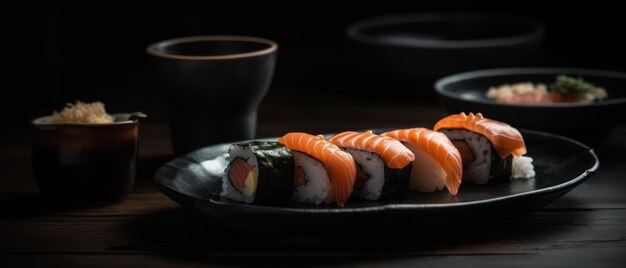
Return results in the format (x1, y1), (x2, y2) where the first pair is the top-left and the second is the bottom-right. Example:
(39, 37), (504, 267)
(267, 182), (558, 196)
(2, 94), (626, 267)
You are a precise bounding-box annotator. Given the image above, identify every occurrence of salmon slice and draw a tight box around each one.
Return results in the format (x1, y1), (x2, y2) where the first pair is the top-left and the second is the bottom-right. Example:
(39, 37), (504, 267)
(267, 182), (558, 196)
(382, 128), (463, 196)
(433, 112), (527, 158)
(277, 132), (356, 206)
(328, 131), (415, 169)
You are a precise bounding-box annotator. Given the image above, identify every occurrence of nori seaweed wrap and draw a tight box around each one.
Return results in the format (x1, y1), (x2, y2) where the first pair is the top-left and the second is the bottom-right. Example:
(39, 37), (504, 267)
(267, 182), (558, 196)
(221, 141), (294, 204)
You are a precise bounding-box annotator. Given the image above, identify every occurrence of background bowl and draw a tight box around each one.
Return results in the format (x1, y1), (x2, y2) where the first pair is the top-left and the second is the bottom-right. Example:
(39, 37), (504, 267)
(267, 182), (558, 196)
(346, 13), (544, 82)
(435, 67), (626, 143)
(146, 35), (278, 155)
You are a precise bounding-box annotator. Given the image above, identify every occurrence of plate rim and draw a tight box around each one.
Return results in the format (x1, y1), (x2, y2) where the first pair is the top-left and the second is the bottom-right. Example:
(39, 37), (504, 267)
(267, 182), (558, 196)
(154, 129), (599, 214)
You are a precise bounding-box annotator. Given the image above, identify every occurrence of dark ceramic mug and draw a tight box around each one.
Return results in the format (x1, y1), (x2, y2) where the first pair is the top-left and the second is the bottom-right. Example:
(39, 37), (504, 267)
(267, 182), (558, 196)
(146, 36), (278, 154)
(31, 113), (145, 205)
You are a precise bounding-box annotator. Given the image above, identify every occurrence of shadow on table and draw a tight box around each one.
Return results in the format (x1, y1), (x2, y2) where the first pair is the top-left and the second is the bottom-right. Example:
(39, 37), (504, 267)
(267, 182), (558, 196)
(121, 205), (590, 266)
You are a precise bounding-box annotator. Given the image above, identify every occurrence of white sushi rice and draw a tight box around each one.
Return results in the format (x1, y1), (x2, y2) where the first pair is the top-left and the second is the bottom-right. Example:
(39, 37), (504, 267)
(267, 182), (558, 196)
(344, 148), (385, 200)
(292, 151), (332, 205)
(440, 129), (492, 185)
(512, 156), (535, 179)
(221, 144), (258, 203)
(403, 142), (447, 192)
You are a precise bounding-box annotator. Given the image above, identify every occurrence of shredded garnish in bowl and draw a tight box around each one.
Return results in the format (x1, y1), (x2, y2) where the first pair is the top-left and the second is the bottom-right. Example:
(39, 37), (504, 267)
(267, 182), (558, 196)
(486, 75), (608, 104)
(49, 101), (114, 124)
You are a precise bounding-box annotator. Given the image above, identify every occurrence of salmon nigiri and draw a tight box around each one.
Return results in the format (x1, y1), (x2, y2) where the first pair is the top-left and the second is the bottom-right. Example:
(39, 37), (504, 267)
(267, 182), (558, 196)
(434, 112), (526, 158)
(328, 131), (414, 200)
(278, 132), (356, 206)
(434, 112), (534, 185)
(382, 128), (463, 196)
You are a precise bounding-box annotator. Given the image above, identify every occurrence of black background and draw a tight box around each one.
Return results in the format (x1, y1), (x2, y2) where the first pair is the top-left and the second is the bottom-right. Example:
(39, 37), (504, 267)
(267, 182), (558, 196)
(5, 1), (626, 128)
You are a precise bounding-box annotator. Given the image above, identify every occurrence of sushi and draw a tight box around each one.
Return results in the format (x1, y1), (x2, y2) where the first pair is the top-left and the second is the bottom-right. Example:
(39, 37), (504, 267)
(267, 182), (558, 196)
(382, 128), (463, 196)
(278, 132), (356, 206)
(219, 113), (535, 206)
(328, 131), (414, 200)
(221, 141), (295, 204)
(434, 112), (535, 184)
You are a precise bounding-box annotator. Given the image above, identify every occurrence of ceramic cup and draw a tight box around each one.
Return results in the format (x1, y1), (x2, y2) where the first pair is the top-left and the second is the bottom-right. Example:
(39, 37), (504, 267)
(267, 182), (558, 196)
(31, 113), (145, 205)
(146, 36), (278, 154)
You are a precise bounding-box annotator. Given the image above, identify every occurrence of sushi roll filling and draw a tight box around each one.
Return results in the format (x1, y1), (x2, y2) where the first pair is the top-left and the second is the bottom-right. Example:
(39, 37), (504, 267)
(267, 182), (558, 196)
(294, 166), (306, 187)
(227, 157), (258, 197)
(451, 140), (475, 167)
(342, 148), (385, 200)
(291, 151), (332, 205)
(354, 164), (370, 190)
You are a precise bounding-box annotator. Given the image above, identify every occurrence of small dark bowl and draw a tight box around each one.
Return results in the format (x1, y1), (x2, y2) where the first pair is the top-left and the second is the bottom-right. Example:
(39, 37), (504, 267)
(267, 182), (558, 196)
(347, 13), (544, 80)
(31, 113), (145, 205)
(435, 68), (626, 142)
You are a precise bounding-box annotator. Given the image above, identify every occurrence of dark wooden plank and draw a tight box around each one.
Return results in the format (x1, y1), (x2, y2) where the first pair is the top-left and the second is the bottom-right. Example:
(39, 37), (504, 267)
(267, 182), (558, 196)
(0, 193), (179, 216)
(2, 249), (626, 268)
(1, 208), (624, 256)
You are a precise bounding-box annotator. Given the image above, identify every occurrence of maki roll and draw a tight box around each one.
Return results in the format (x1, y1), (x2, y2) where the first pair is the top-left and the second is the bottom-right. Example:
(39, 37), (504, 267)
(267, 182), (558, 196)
(328, 131), (414, 200)
(221, 141), (295, 204)
(434, 112), (535, 185)
(382, 128), (463, 196)
(278, 132), (356, 206)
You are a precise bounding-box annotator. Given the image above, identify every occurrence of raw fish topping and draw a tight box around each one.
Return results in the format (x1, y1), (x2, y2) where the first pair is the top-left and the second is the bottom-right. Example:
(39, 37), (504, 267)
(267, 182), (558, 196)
(328, 131), (415, 169)
(434, 112), (527, 159)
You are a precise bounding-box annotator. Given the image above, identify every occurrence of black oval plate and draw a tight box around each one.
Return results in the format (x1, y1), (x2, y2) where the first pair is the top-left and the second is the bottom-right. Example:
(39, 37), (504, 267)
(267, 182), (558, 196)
(154, 129), (598, 234)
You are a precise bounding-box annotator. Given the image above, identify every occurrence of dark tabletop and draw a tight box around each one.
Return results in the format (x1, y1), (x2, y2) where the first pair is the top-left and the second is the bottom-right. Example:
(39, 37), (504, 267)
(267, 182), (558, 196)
(1, 92), (625, 267)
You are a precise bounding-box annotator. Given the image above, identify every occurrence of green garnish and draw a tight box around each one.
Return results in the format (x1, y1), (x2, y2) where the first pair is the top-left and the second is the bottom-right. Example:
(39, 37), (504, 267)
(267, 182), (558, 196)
(549, 75), (597, 97)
